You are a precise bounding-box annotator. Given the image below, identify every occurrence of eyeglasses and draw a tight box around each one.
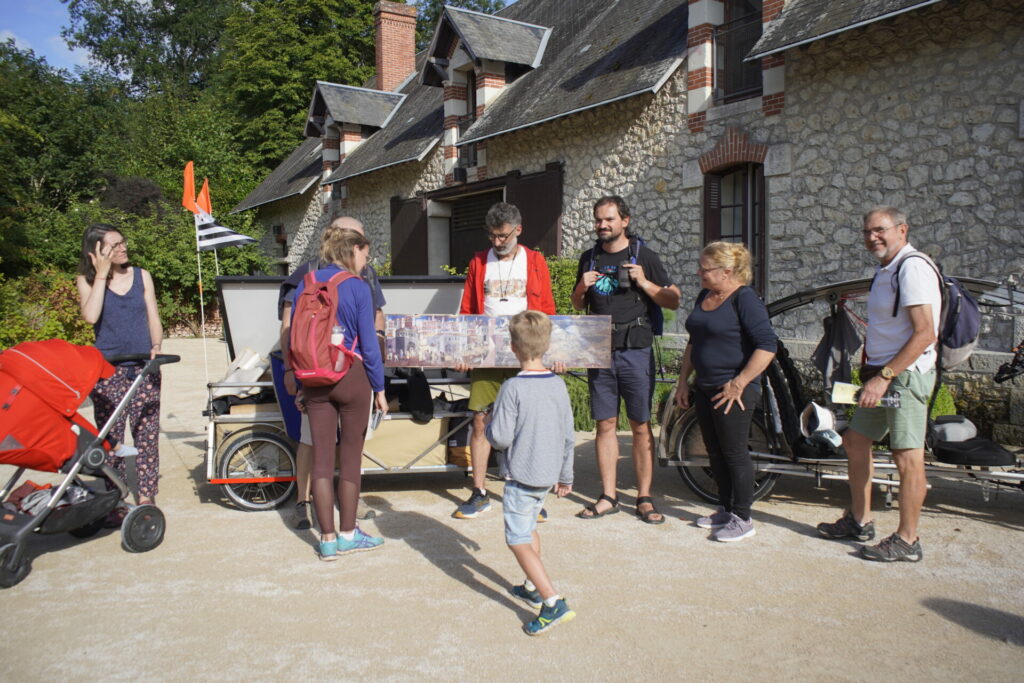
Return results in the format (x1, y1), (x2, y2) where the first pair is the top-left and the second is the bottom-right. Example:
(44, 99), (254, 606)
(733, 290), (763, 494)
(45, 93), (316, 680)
(107, 240), (127, 250)
(861, 224), (902, 238)
(697, 265), (722, 273)
(487, 228), (518, 242)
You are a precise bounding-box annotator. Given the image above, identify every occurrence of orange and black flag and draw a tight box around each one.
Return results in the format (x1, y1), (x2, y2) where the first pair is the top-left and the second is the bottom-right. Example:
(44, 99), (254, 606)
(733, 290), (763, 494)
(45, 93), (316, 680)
(182, 161), (256, 251)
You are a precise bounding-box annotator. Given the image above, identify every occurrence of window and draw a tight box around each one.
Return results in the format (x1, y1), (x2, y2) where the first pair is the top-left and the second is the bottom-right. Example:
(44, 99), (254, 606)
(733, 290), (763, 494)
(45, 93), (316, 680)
(704, 163), (766, 293)
(714, 0), (763, 104)
(449, 190), (504, 269)
(458, 71), (478, 168)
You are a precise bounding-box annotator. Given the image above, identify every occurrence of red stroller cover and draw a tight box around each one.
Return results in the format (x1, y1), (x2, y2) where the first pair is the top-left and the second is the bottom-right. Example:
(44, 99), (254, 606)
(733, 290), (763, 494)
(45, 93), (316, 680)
(0, 340), (114, 472)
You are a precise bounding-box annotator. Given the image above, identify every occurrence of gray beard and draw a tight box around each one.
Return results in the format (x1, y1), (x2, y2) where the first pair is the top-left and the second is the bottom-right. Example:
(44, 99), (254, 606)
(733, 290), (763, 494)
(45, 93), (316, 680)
(493, 238), (518, 257)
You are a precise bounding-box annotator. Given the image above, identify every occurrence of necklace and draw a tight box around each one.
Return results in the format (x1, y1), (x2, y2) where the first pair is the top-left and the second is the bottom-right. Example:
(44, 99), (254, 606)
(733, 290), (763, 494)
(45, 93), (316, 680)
(497, 246), (519, 302)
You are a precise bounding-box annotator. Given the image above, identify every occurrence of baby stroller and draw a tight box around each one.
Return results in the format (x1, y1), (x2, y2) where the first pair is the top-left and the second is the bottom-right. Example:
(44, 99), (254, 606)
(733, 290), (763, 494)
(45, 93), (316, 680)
(0, 339), (179, 588)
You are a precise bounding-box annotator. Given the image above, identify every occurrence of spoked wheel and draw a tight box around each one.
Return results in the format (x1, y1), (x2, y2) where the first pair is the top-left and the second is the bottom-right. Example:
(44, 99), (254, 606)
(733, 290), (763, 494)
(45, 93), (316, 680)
(217, 431), (296, 511)
(674, 409), (781, 504)
(0, 543), (31, 588)
(121, 504), (166, 553)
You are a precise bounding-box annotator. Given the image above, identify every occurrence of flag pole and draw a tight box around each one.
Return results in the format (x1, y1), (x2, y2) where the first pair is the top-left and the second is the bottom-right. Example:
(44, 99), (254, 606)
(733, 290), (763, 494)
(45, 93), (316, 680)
(183, 161), (210, 386)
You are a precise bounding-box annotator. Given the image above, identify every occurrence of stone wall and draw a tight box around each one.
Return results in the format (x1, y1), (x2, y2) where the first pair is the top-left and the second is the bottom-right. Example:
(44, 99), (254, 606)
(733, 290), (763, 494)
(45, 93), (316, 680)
(250, 188), (323, 272)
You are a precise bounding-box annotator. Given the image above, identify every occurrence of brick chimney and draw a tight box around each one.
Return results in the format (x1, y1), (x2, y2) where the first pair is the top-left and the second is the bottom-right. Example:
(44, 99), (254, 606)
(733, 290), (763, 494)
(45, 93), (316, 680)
(374, 1), (417, 92)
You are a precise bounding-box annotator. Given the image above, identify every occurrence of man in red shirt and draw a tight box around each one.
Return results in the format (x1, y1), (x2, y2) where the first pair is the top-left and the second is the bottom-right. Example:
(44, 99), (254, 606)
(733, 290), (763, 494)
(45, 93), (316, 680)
(453, 202), (557, 519)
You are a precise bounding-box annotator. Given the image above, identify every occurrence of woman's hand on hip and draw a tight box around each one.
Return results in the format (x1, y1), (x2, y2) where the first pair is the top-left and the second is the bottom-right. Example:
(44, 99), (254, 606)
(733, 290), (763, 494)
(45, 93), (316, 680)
(712, 378), (747, 415)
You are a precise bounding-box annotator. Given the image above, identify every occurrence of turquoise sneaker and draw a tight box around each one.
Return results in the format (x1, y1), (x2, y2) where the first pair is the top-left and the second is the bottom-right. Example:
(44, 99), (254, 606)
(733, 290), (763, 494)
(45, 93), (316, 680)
(318, 537), (338, 562)
(524, 598), (575, 636)
(508, 584), (543, 609)
(336, 527), (384, 555)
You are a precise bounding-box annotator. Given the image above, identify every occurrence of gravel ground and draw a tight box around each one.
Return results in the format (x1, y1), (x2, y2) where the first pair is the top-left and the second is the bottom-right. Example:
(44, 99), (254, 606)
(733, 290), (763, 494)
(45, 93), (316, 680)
(1, 338), (1022, 681)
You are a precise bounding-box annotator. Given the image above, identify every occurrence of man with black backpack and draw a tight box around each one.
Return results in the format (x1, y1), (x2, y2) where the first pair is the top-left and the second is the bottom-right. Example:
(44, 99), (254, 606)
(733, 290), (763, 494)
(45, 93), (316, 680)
(818, 206), (941, 562)
(571, 196), (679, 524)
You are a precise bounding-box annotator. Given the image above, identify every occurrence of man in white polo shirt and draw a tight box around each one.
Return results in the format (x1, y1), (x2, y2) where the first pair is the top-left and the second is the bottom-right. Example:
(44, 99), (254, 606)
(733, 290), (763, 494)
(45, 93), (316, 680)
(818, 206), (941, 562)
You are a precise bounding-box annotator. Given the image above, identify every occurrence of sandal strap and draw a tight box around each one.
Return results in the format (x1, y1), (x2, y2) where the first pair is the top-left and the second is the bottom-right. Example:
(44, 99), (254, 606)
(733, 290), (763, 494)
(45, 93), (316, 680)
(597, 493), (618, 507)
(635, 496), (654, 506)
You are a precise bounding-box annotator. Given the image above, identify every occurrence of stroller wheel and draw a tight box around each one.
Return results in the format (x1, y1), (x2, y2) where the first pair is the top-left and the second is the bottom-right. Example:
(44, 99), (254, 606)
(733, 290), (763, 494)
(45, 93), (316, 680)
(0, 543), (31, 588)
(121, 504), (166, 553)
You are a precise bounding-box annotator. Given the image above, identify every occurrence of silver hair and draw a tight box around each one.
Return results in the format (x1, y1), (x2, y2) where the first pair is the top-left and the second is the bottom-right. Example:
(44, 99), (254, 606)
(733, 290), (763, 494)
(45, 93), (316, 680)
(484, 202), (522, 231)
(863, 205), (908, 227)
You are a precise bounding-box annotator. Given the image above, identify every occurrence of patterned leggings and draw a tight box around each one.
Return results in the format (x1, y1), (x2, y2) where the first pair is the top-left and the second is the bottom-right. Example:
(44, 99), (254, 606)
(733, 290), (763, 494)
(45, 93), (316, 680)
(90, 366), (162, 499)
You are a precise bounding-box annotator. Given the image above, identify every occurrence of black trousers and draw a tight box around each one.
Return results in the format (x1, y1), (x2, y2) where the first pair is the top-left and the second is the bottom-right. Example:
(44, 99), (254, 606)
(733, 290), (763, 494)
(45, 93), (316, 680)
(693, 383), (760, 521)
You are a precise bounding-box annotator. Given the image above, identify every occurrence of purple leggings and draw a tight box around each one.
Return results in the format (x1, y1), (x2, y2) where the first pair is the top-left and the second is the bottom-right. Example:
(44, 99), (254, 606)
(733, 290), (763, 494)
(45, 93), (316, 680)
(91, 366), (162, 499)
(303, 360), (371, 535)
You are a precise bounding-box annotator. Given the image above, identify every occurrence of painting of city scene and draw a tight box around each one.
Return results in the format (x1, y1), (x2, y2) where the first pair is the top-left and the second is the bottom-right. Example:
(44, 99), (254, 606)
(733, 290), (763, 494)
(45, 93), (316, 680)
(385, 315), (611, 368)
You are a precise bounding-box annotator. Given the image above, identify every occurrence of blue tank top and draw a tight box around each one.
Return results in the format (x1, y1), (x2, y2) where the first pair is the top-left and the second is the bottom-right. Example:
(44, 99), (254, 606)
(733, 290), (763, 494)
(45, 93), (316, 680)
(93, 267), (152, 362)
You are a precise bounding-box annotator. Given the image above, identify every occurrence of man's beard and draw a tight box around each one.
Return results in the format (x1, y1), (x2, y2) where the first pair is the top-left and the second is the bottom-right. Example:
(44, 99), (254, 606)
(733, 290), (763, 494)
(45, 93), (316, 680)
(494, 237), (518, 257)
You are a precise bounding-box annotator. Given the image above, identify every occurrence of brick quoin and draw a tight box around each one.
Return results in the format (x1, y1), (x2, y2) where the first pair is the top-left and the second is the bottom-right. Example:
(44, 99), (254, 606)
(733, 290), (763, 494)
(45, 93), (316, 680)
(762, 54), (785, 70)
(688, 111), (707, 133)
(342, 130), (362, 143)
(443, 115), (461, 129)
(762, 93), (785, 116)
(476, 166), (488, 181)
(444, 145), (459, 159)
(474, 105), (486, 118)
(374, 1), (416, 93)
(763, 0), (785, 22)
(479, 73), (505, 88)
(444, 173), (455, 185)
(687, 23), (714, 48)
(322, 138), (340, 149)
(476, 140), (487, 151)
(698, 127), (768, 173)
(688, 67), (713, 90)
(444, 85), (468, 100)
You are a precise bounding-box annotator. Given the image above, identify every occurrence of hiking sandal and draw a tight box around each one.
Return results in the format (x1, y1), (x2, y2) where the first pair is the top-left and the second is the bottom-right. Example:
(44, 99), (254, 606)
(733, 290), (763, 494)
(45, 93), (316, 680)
(576, 493), (619, 519)
(635, 496), (665, 525)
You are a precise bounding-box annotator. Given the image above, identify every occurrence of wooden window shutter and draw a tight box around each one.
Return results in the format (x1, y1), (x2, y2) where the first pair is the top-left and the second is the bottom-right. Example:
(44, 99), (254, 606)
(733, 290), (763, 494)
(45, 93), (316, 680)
(390, 196), (428, 275)
(505, 162), (563, 256)
(703, 173), (723, 243)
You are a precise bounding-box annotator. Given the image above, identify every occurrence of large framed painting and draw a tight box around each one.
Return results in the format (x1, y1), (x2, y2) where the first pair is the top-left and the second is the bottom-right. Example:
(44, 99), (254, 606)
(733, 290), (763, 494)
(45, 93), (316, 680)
(385, 315), (611, 368)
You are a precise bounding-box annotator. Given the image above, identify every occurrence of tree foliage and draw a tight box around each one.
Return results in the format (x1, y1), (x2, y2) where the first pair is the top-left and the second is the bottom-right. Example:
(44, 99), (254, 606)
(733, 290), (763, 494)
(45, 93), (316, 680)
(217, 0), (376, 169)
(414, 0), (507, 50)
(62, 0), (236, 93)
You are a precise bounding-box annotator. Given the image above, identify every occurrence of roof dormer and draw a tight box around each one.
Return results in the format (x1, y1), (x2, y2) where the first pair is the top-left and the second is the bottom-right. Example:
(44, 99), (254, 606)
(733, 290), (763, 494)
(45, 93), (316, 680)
(420, 6), (551, 87)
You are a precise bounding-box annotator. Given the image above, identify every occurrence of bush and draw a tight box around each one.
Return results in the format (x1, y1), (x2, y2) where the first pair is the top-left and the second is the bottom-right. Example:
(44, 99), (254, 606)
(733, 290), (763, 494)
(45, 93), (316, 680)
(0, 270), (94, 348)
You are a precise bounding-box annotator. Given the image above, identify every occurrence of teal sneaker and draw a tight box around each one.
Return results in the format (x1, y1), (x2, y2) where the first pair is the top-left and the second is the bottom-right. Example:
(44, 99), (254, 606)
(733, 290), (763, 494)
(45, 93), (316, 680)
(336, 527), (384, 555)
(524, 599), (575, 636)
(508, 584), (543, 609)
(454, 489), (491, 519)
(318, 537), (338, 562)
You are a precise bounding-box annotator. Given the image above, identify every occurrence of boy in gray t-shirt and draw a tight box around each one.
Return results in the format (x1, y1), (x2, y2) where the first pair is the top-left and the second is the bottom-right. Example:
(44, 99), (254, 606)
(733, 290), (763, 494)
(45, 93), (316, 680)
(486, 311), (576, 636)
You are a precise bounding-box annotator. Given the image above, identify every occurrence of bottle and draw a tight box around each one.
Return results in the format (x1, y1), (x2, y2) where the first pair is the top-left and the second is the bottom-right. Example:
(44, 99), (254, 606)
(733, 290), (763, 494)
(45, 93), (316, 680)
(331, 324), (344, 346)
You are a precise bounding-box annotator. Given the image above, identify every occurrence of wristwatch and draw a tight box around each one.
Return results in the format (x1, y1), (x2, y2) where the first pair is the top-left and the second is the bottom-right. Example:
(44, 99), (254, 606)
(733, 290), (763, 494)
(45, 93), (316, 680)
(880, 366), (896, 380)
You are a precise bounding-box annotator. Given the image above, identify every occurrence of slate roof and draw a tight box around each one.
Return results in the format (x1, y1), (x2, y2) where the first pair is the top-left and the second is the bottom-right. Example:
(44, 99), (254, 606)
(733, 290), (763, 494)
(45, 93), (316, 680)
(253, 0), (689, 193)
(230, 137), (321, 214)
(748, 0), (944, 59)
(303, 82), (405, 137)
(322, 52), (443, 184)
(458, 0), (689, 145)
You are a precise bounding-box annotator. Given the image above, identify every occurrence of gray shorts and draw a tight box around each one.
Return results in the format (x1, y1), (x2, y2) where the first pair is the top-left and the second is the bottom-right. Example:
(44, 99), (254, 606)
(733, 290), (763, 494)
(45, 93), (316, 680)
(587, 347), (655, 422)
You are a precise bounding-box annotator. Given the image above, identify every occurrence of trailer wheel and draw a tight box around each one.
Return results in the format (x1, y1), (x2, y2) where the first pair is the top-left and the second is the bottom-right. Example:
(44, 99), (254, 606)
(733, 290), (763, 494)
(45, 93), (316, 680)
(674, 409), (780, 504)
(121, 504), (165, 553)
(0, 543), (30, 588)
(218, 431), (296, 511)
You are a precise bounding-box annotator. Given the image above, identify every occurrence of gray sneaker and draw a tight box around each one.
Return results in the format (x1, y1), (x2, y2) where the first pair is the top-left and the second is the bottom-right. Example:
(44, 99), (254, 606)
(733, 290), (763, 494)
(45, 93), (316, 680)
(713, 513), (756, 542)
(696, 506), (731, 529)
(294, 501), (312, 530)
(817, 510), (875, 541)
(860, 533), (923, 562)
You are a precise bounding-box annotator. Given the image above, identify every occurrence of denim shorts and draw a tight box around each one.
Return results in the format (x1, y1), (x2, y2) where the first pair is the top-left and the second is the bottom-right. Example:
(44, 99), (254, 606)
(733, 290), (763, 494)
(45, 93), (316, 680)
(849, 369), (935, 450)
(587, 347), (655, 422)
(503, 480), (550, 545)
